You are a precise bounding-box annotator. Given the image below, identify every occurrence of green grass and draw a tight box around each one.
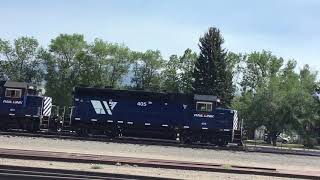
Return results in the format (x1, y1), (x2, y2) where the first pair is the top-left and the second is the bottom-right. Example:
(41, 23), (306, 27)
(90, 164), (103, 169)
(222, 164), (231, 169)
(245, 140), (307, 149)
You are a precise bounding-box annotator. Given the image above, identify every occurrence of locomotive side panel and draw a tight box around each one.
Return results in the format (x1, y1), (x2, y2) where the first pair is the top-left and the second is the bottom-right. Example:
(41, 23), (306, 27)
(71, 87), (192, 138)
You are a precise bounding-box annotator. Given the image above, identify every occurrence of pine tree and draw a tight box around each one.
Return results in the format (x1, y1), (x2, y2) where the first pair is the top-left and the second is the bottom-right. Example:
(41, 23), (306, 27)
(193, 27), (234, 105)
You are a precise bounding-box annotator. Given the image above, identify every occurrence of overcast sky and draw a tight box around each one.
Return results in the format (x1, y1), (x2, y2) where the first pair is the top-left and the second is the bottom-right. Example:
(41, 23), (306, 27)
(1, 0), (319, 70)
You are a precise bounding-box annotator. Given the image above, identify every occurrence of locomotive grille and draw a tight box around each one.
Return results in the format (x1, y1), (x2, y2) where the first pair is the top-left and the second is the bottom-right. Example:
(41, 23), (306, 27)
(43, 97), (52, 117)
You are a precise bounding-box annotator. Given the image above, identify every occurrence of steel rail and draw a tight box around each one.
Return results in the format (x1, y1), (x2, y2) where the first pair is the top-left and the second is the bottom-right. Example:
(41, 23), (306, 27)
(1, 130), (320, 157)
(0, 148), (319, 179)
(0, 164), (175, 180)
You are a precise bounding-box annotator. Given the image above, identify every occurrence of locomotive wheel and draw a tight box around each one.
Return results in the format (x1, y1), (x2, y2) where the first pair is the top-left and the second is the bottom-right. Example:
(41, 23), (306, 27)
(76, 128), (89, 137)
(217, 139), (228, 147)
(0, 124), (8, 132)
(180, 131), (192, 144)
(26, 120), (39, 133)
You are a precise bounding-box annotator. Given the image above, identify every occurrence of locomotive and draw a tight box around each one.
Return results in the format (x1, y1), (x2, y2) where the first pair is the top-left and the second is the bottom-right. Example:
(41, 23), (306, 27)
(0, 81), (242, 146)
(0, 81), (52, 132)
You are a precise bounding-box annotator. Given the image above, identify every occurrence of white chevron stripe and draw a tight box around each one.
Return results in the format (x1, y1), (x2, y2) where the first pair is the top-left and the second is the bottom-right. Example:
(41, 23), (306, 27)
(43, 107), (51, 116)
(43, 99), (52, 110)
(43, 96), (52, 117)
(233, 110), (238, 130)
(91, 100), (106, 114)
(43, 103), (51, 111)
(102, 101), (112, 115)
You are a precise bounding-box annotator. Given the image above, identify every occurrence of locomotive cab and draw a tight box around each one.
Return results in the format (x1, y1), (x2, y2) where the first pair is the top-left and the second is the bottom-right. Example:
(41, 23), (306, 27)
(0, 81), (49, 132)
(183, 94), (239, 145)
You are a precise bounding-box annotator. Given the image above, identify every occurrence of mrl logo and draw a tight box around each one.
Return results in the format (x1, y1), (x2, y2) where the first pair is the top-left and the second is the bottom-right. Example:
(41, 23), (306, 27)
(3, 100), (23, 104)
(90, 100), (117, 115)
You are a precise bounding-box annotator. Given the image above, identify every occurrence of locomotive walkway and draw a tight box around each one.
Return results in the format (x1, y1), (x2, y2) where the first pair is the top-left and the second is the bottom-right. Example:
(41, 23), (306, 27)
(0, 148), (319, 179)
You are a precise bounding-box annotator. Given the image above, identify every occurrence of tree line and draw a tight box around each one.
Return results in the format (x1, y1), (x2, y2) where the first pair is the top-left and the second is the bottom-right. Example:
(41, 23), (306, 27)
(0, 27), (319, 146)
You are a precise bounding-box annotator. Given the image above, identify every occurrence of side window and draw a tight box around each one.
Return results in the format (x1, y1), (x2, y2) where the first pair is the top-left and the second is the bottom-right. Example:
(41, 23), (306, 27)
(196, 102), (213, 112)
(5, 88), (22, 98)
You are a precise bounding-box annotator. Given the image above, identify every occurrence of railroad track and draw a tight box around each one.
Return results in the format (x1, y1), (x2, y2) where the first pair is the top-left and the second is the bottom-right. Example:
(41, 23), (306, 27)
(1, 130), (320, 157)
(0, 164), (174, 180)
(0, 148), (319, 179)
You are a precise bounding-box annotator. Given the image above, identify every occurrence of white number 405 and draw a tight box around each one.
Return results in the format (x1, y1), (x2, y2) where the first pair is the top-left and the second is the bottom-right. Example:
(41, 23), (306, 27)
(137, 102), (147, 106)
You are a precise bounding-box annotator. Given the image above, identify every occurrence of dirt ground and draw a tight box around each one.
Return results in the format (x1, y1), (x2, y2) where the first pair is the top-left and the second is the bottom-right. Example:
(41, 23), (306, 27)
(0, 135), (319, 179)
(0, 158), (295, 180)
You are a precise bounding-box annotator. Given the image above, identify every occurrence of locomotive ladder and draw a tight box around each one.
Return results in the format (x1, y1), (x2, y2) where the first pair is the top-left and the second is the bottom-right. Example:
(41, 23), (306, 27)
(39, 105), (59, 130)
(39, 116), (50, 130)
(61, 106), (73, 128)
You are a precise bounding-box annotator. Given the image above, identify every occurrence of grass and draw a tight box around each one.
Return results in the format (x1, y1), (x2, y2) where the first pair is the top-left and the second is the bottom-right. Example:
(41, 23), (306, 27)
(244, 140), (317, 149)
(90, 164), (103, 169)
(222, 164), (231, 169)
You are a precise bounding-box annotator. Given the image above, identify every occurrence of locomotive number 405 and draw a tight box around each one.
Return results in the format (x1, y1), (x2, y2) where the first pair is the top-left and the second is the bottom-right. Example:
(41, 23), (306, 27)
(137, 102), (147, 106)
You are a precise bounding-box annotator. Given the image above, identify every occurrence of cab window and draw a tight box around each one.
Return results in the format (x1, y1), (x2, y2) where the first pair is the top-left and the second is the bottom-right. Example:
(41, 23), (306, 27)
(196, 102), (213, 112)
(5, 88), (22, 98)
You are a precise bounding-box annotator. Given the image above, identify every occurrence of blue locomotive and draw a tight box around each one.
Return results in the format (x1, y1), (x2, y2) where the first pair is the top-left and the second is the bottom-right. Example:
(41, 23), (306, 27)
(0, 81), (242, 146)
(71, 87), (242, 145)
(0, 81), (52, 132)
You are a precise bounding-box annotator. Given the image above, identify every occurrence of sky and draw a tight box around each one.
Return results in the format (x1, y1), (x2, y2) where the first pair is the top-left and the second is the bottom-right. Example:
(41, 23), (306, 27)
(1, 0), (319, 71)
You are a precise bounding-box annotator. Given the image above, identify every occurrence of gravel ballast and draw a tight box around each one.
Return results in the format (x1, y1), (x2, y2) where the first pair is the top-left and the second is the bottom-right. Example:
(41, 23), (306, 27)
(0, 158), (294, 180)
(0, 135), (319, 172)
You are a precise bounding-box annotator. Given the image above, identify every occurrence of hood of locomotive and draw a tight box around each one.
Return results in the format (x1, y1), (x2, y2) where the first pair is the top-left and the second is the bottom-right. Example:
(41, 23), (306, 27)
(0, 95), (46, 117)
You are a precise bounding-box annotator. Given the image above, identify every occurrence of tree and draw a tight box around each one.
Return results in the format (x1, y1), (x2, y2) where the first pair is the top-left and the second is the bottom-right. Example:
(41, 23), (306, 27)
(160, 49), (197, 93)
(179, 49), (197, 93)
(0, 37), (43, 84)
(161, 55), (180, 92)
(89, 39), (132, 87)
(76, 51), (101, 86)
(131, 50), (164, 91)
(233, 51), (285, 139)
(44, 34), (87, 106)
(240, 50), (283, 94)
(193, 27), (234, 105)
(235, 57), (320, 146)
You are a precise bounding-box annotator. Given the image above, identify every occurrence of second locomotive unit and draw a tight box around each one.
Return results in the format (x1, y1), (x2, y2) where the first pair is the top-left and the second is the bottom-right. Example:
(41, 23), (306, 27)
(0, 81), (242, 146)
(71, 86), (241, 145)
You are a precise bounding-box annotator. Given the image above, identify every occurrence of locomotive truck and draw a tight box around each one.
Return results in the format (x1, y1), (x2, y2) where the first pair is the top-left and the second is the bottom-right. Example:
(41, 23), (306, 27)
(0, 80), (242, 146)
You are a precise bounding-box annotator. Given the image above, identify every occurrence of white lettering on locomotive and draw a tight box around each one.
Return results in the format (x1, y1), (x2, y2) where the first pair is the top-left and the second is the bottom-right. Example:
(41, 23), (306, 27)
(193, 114), (214, 118)
(3, 100), (23, 104)
(137, 102), (147, 106)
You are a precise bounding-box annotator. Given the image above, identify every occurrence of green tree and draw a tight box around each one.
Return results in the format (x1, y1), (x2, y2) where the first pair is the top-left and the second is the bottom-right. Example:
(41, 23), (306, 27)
(179, 49), (197, 93)
(193, 27), (234, 105)
(0, 37), (43, 84)
(89, 39), (132, 87)
(76, 51), (101, 86)
(161, 55), (180, 92)
(131, 50), (164, 91)
(240, 50), (283, 93)
(235, 58), (320, 146)
(44, 34), (87, 106)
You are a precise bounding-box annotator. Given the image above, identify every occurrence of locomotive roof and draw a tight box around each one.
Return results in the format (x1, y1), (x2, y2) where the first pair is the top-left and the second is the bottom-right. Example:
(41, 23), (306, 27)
(74, 87), (219, 102)
(75, 86), (191, 97)
(1, 81), (37, 89)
